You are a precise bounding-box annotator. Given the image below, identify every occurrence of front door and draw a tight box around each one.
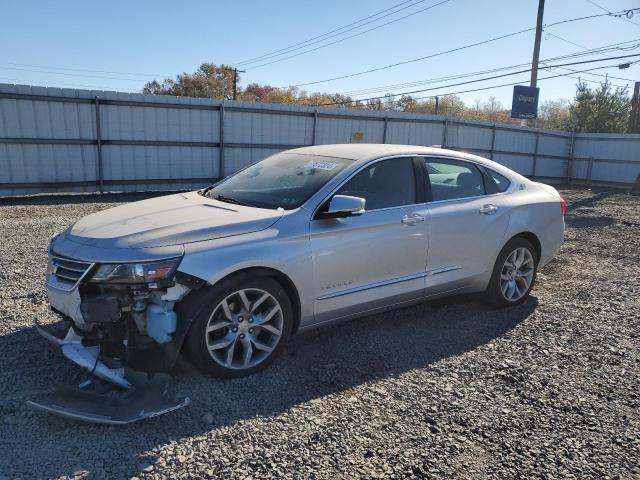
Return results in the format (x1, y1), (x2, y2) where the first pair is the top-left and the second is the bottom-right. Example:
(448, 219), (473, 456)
(309, 157), (429, 324)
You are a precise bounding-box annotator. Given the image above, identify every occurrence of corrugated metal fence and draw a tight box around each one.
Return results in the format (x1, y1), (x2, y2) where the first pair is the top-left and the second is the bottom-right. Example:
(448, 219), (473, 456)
(1, 83), (639, 197)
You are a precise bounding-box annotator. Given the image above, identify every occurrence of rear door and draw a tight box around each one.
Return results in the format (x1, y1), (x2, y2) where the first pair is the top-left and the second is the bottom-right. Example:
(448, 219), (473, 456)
(421, 157), (511, 294)
(309, 156), (429, 324)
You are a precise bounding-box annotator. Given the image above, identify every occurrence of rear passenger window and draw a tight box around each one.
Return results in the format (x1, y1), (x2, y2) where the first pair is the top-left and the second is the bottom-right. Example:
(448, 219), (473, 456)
(487, 169), (511, 192)
(425, 159), (485, 201)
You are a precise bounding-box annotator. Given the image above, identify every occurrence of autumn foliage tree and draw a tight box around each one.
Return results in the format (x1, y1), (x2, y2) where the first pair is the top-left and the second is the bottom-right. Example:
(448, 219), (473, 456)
(142, 63), (634, 133)
(143, 63), (237, 99)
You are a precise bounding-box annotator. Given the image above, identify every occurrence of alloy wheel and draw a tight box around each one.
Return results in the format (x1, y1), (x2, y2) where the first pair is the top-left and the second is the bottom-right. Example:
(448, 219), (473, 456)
(205, 288), (284, 370)
(500, 247), (535, 302)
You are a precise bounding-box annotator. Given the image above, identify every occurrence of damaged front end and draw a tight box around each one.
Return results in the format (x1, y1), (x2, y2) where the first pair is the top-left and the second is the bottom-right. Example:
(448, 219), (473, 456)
(28, 250), (201, 424)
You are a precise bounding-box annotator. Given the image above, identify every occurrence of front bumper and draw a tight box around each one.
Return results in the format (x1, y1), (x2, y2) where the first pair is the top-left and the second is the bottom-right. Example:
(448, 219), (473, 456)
(28, 320), (190, 424)
(46, 274), (87, 326)
(34, 320), (131, 388)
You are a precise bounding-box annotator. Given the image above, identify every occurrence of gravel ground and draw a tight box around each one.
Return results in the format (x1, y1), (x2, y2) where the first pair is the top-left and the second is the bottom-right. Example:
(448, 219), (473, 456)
(0, 187), (638, 479)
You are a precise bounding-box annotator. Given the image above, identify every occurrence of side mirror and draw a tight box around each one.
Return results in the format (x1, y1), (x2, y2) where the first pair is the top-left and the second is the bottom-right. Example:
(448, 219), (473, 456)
(320, 195), (366, 219)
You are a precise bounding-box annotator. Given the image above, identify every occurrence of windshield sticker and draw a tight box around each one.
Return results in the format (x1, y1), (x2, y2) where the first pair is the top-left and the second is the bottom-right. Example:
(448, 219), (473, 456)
(305, 160), (338, 171)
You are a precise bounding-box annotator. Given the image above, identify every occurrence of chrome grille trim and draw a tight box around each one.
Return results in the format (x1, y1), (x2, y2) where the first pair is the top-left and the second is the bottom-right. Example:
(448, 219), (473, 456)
(49, 254), (94, 291)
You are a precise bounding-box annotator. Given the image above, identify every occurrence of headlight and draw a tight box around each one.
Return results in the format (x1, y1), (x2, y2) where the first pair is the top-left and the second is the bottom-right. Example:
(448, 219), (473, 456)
(89, 258), (181, 285)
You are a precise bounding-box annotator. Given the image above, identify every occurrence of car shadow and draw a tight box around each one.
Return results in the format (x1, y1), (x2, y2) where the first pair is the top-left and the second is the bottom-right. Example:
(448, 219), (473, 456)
(2, 294), (537, 478)
(564, 190), (615, 213)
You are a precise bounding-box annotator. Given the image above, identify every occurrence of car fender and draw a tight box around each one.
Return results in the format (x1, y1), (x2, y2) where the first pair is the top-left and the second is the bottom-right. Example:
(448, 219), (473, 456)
(177, 224), (315, 327)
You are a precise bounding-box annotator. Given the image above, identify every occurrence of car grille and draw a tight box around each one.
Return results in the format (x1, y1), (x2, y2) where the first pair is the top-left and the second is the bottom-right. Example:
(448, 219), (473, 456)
(50, 254), (93, 286)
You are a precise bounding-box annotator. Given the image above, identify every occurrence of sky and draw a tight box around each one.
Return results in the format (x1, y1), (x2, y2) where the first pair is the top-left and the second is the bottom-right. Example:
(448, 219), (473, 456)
(1, 0), (639, 108)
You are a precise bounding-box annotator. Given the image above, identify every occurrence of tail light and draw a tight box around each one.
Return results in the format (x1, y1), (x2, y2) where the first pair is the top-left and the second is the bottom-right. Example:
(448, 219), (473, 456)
(560, 197), (567, 216)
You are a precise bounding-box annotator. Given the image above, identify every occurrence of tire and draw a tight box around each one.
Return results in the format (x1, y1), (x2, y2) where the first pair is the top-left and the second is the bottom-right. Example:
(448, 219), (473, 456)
(184, 275), (293, 378)
(486, 237), (539, 307)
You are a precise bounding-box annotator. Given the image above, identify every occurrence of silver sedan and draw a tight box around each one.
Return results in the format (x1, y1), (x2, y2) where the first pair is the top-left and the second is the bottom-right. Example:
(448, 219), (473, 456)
(46, 144), (565, 381)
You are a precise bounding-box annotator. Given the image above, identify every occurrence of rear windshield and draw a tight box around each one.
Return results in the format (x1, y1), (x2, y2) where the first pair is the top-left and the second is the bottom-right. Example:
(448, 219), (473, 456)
(205, 153), (352, 210)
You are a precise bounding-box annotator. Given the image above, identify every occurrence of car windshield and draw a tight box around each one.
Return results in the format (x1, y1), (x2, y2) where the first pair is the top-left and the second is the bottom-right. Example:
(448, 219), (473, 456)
(204, 153), (352, 209)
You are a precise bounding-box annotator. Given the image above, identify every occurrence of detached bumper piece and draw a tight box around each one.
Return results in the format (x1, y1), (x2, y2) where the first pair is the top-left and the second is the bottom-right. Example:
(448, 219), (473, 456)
(28, 320), (190, 425)
(27, 375), (190, 425)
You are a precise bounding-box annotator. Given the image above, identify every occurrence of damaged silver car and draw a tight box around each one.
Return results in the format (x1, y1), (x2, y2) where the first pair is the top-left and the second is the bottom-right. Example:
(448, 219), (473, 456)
(30, 144), (565, 423)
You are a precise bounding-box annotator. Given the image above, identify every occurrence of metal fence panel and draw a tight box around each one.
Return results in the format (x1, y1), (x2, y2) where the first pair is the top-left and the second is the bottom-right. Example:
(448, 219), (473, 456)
(316, 117), (385, 144)
(493, 152), (534, 175)
(495, 129), (537, 154)
(574, 134), (640, 185)
(385, 120), (444, 146)
(1, 83), (639, 196)
(447, 123), (493, 151)
(225, 110), (312, 145)
(536, 156), (568, 179)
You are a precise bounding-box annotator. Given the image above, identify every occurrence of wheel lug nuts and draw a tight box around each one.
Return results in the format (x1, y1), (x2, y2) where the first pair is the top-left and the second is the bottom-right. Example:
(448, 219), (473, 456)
(248, 317), (253, 323)
(232, 327), (238, 332)
(238, 316), (244, 322)
(249, 328), (254, 334)
(239, 333), (245, 339)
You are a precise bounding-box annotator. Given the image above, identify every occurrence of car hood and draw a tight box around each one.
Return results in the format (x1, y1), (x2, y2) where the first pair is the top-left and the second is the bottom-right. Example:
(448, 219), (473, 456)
(65, 191), (284, 249)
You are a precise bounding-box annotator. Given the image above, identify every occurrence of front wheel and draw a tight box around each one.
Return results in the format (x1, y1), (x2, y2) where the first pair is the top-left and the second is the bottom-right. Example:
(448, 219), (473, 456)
(184, 276), (293, 378)
(486, 237), (538, 307)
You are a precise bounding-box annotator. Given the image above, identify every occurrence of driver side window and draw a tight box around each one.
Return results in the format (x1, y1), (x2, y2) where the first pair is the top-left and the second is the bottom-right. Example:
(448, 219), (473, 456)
(336, 157), (416, 210)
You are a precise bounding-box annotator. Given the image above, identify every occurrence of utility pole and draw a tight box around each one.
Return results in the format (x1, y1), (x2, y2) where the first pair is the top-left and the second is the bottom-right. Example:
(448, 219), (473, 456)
(630, 81), (640, 133)
(523, 0), (545, 126)
(232, 68), (245, 101)
(530, 0), (545, 89)
(434, 96), (439, 115)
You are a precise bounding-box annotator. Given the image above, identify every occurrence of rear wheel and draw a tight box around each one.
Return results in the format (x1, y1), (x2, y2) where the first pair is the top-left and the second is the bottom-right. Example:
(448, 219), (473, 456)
(486, 237), (538, 307)
(185, 276), (293, 378)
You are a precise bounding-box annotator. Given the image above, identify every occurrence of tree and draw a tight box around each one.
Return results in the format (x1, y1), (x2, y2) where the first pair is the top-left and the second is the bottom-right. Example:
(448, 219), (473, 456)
(143, 63), (237, 99)
(568, 80), (631, 133)
(537, 99), (570, 131)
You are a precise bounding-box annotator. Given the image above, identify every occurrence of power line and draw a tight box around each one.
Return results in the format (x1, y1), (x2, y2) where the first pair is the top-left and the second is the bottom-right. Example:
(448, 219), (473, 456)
(334, 39), (640, 96)
(0, 65), (151, 83)
(286, 9), (640, 88)
(545, 32), (590, 50)
(243, 0), (451, 70)
(233, 0), (428, 67)
(0, 62), (170, 79)
(584, 0), (640, 27)
(402, 63), (636, 104)
(543, 66), (629, 89)
(315, 53), (640, 106)
(540, 32), (638, 85)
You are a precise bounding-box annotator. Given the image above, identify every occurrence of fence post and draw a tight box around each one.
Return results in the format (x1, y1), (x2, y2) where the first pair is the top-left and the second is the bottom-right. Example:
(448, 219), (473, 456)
(532, 131), (540, 178)
(565, 133), (576, 184)
(586, 156), (595, 185)
(442, 118), (448, 148)
(489, 124), (496, 160)
(312, 109), (318, 145)
(93, 96), (104, 194)
(383, 117), (389, 144)
(219, 102), (225, 179)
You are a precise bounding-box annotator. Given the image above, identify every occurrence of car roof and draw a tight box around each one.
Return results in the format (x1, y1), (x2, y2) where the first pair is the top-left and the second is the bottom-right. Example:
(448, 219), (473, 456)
(286, 143), (527, 181)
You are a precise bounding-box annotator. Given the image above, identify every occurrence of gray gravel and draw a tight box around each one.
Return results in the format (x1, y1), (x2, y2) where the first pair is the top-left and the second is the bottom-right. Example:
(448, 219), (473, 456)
(0, 187), (639, 479)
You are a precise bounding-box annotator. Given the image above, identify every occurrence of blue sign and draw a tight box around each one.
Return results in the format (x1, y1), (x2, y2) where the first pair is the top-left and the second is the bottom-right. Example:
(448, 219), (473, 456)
(511, 85), (540, 119)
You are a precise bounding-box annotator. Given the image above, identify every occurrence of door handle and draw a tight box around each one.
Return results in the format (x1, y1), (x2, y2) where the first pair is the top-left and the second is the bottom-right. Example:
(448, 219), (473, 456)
(479, 204), (498, 215)
(401, 214), (425, 225)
